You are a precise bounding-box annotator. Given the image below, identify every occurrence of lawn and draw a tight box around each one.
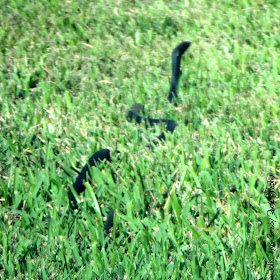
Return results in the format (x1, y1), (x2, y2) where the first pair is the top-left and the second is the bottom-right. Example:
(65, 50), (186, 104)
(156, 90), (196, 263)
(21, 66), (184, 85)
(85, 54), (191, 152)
(0, 0), (279, 279)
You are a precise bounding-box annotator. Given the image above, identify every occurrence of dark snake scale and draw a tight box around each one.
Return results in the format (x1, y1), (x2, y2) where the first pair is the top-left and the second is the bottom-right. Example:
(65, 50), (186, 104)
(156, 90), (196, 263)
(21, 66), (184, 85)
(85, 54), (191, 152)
(68, 41), (191, 237)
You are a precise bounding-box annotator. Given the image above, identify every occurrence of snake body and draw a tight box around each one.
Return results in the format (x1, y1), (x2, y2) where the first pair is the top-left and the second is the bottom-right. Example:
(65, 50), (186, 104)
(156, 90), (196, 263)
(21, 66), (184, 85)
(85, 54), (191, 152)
(168, 41), (191, 104)
(68, 41), (191, 236)
(68, 149), (112, 204)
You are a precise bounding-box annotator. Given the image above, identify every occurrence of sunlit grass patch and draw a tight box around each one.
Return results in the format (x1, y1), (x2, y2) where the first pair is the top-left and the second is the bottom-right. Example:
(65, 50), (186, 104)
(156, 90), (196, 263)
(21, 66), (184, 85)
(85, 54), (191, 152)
(0, 0), (279, 279)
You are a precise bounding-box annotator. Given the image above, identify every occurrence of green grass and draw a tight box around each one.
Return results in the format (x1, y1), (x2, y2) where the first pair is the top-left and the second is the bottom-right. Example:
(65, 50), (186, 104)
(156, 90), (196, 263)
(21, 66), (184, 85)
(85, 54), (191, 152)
(0, 0), (279, 279)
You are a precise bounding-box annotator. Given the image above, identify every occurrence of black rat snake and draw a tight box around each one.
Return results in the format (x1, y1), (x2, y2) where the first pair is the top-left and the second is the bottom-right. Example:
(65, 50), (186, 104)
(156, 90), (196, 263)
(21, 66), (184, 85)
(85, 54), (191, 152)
(68, 41), (191, 236)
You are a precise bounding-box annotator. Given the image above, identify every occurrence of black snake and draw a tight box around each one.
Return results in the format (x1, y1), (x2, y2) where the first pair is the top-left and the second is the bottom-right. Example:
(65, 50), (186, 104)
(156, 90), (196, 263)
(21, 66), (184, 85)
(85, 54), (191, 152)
(68, 41), (191, 236)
